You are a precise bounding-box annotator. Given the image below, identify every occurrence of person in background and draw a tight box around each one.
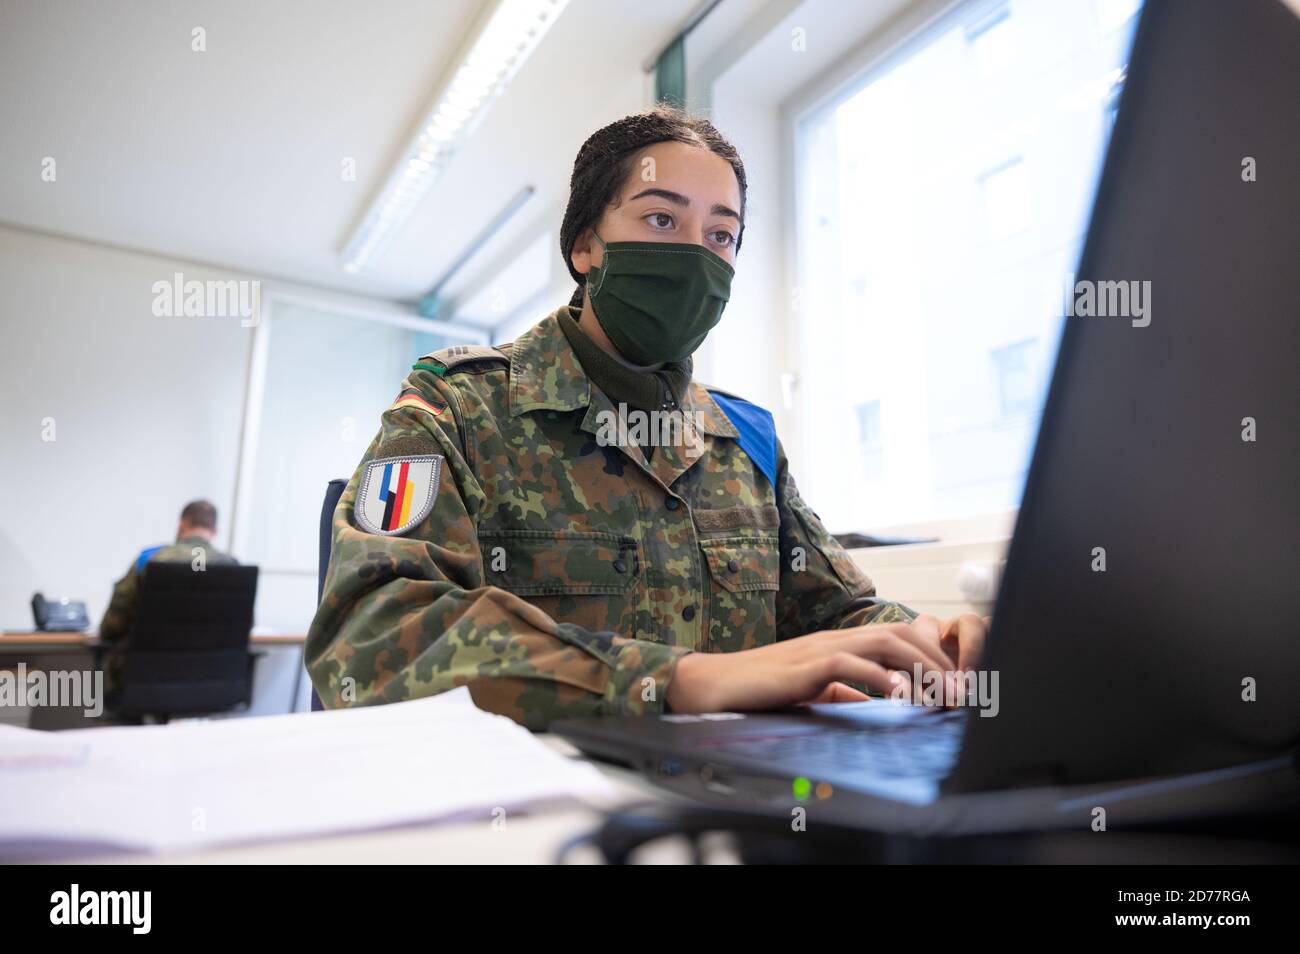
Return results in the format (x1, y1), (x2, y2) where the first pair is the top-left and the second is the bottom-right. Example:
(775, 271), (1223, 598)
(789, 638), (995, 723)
(99, 499), (238, 686)
(309, 105), (988, 730)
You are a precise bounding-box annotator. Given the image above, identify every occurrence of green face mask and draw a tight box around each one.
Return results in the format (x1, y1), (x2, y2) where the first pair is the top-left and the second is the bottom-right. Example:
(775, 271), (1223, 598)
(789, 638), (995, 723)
(585, 233), (734, 365)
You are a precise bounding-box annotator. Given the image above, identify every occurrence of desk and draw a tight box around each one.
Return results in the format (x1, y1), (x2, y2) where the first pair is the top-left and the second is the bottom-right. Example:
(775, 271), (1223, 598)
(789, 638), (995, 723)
(0, 631), (312, 726)
(0, 631), (308, 646)
(40, 738), (1300, 865)
(62, 736), (699, 865)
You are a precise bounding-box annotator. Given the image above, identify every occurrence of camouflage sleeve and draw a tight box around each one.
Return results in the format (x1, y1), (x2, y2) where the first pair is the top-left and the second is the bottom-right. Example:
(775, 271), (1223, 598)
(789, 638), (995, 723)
(307, 369), (690, 731)
(774, 442), (916, 637)
(98, 563), (139, 644)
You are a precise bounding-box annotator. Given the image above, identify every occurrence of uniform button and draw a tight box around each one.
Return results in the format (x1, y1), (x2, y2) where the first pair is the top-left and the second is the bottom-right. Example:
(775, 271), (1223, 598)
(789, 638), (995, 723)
(727, 559), (740, 573)
(682, 605), (696, 622)
(613, 559), (627, 573)
(665, 498), (680, 511)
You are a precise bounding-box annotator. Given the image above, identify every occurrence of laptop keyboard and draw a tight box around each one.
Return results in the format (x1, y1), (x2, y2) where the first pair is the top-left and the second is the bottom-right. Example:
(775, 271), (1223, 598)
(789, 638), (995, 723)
(701, 709), (965, 781)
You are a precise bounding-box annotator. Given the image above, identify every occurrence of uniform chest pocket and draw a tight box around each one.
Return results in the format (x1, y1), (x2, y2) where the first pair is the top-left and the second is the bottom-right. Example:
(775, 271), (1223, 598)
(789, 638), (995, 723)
(699, 534), (780, 652)
(479, 530), (639, 594)
(479, 529), (641, 638)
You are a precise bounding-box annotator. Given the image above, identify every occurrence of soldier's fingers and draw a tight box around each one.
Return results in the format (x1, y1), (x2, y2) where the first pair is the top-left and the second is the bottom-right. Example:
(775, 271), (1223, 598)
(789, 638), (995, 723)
(913, 612), (943, 632)
(942, 613), (988, 672)
(813, 653), (908, 699)
(790, 622), (905, 663)
(804, 682), (873, 704)
(817, 623), (951, 678)
(859, 626), (953, 677)
(823, 621), (910, 654)
(904, 614), (956, 671)
(879, 635), (960, 701)
(912, 613), (943, 648)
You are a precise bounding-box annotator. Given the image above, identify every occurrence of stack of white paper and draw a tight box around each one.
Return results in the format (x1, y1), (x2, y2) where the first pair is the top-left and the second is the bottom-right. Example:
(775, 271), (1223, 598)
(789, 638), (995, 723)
(0, 688), (616, 858)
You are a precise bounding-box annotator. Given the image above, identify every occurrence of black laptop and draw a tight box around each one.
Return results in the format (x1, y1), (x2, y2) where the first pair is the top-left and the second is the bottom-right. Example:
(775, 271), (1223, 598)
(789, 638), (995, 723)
(555, 0), (1300, 836)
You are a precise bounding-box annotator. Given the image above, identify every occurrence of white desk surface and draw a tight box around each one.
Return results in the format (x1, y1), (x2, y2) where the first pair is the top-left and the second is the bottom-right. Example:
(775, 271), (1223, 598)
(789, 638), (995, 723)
(61, 736), (708, 865)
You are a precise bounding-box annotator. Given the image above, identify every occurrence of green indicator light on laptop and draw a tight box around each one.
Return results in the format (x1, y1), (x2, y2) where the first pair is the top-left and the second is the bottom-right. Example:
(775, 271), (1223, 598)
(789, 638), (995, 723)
(792, 777), (811, 801)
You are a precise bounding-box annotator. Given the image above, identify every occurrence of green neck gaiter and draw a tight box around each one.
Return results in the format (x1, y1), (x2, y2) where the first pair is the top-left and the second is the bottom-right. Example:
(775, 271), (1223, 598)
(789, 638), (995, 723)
(559, 307), (692, 419)
(585, 233), (734, 365)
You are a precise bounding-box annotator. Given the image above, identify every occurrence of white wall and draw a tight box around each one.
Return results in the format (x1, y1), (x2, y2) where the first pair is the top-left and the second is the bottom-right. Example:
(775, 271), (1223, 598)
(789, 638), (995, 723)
(0, 226), (252, 630)
(0, 225), (421, 634)
(496, 69), (664, 343)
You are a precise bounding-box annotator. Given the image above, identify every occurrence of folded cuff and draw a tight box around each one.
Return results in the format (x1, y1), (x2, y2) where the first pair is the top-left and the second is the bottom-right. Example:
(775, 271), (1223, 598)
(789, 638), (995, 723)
(603, 639), (693, 718)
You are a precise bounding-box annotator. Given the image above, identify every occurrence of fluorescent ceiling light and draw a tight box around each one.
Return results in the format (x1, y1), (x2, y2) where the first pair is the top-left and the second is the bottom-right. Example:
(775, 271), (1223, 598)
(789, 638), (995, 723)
(340, 0), (570, 274)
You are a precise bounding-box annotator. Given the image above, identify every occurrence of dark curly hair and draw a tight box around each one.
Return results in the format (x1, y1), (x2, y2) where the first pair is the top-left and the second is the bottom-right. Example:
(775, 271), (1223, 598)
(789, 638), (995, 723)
(560, 104), (748, 307)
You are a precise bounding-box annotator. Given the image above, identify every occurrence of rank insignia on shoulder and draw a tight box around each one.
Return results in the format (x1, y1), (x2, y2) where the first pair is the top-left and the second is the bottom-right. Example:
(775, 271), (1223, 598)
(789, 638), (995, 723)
(389, 388), (446, 416)
(413, 343), (508, 376)
(356, 455), (443, 536)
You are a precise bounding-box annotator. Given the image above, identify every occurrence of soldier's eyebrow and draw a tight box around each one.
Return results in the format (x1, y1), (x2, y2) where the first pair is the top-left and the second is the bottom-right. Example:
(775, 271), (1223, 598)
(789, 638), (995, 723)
(628, 188), (741, 222)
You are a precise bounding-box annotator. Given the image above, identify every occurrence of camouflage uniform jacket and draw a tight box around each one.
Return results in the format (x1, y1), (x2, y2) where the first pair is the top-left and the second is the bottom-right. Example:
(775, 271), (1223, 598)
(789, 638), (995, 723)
(308, 305), (912, 730)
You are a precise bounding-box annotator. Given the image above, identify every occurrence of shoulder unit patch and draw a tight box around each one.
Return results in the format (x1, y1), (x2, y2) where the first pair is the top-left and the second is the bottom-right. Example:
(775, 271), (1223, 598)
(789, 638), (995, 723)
(356, 455), (443, 536)
(707, 389), (778, 489)
(134, 545), (165, 575)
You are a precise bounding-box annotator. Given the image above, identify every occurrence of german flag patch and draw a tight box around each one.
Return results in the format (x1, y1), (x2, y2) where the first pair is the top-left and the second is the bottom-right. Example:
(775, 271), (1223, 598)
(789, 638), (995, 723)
(388, 388), (446, 416)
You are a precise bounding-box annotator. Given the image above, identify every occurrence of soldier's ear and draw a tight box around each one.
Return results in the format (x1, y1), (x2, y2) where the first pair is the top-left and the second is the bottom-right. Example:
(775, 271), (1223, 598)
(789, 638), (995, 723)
(570, 228), (594, 277)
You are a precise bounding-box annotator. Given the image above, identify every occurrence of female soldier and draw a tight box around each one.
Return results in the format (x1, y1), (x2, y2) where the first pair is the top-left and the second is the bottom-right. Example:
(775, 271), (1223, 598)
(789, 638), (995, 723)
(307, 105), (987, 729)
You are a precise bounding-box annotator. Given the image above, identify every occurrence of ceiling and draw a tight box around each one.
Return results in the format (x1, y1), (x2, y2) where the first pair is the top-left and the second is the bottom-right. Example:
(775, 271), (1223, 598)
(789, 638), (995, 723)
(0, 0), (702, 323)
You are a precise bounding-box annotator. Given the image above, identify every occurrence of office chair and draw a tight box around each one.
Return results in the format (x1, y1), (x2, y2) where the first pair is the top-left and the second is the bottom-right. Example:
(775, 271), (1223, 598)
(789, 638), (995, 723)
(113, 562), (259, 722)
(310, 478), (348, 712)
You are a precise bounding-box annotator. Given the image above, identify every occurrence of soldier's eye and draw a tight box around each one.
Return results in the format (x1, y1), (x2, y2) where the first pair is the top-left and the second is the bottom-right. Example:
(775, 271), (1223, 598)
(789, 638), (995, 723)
(646, 212), (674, 229)
(710, 230), (735, 248)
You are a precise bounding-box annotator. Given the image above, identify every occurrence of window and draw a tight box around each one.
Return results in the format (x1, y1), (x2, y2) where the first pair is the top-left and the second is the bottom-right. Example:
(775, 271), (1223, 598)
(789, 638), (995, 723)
(991, 338), (1037, 418)
(978, 157), (1031, 240)
(794, 0), (1142, 532)
(965, 4), (1015, 76)
(856, 399), (884, 481)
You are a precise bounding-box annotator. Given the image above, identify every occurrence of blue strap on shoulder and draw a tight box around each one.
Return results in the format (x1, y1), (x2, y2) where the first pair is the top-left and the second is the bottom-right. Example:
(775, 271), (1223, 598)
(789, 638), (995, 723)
(708, 390), (778, 488)
(134, 545), (165, 575)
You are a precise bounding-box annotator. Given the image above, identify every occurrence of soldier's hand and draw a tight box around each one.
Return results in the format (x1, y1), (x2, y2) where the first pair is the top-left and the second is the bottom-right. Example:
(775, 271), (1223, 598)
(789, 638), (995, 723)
(914, 612), (989, 673)
(665, 622), (959, 714)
